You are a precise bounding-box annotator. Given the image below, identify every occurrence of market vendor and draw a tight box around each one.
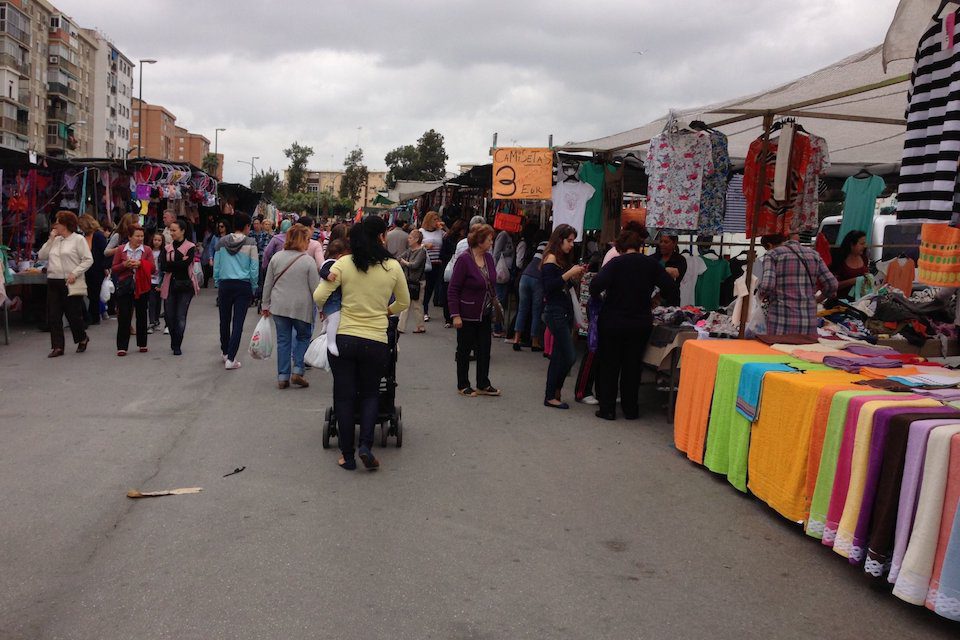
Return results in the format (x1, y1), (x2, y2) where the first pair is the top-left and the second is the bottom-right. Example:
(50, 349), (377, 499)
(830, 230), (869, 300)
(757, 234), (837, 336)
(656, 234), (686, 307)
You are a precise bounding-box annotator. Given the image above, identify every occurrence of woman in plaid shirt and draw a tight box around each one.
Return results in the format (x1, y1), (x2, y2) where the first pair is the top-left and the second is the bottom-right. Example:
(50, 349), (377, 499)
(757, 234), (837, 336)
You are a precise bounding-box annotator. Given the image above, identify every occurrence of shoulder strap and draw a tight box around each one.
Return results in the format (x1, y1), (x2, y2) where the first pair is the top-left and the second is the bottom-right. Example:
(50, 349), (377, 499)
(785, 243), (817, 289)
(273, 253), (307, 286)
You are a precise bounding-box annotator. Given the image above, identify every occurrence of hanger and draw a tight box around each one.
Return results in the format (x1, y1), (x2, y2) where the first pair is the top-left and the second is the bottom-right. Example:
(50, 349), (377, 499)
(770, 117), (807, 135)
(853, 167), (873, 179)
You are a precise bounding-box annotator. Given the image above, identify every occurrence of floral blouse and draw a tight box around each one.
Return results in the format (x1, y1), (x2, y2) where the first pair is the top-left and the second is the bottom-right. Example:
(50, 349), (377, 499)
(698, 130), (731, 234)
(645, 130), (714, 231)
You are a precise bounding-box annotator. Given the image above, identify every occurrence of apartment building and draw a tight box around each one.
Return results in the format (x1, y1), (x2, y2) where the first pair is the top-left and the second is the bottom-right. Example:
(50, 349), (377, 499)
(0, 0), (33, 152)
(83, 28), (132, 159)
(131, 98), (220, 178)
(303, 169), (387, 208)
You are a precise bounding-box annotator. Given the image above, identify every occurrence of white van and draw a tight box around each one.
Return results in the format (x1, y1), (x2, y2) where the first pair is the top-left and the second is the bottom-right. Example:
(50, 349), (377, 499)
(817, 214), (942, 264)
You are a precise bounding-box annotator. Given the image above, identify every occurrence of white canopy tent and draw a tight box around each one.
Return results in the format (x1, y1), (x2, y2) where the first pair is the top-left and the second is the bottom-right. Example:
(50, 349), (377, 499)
(560, 45), (912, 176)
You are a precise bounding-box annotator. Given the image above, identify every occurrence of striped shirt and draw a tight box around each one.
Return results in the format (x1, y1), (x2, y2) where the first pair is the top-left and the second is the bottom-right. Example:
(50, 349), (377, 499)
(757, 241), (837, 335)
(723, 174), (747, 233)
(897, 13), (960, 220)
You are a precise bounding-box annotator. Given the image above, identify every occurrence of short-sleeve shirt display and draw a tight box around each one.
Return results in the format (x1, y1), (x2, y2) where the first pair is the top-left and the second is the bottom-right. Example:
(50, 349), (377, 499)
(837, 175), (886, 244)
(698, 131), (731, 234)
(578, 162), (615, 232)
(679, 253), (707, 307)
(646, 130), (714, 231)
(694, 257), (732, 311)
(792, 135), (830, 233)
(743, 131), (812, 237)
(551, 180), (595, 237)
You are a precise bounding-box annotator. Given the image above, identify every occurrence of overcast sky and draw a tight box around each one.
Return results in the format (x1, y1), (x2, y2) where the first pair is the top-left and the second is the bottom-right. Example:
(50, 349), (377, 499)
(58, 0), (901, 185)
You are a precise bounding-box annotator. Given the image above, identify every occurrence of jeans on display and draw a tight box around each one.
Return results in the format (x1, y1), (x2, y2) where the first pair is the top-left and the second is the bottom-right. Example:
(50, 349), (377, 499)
(218, 280), (253, 360)
(422, 263), (441, 316)
(455, 315), (492, 391)
(164, 288), (194, 352)
(329, 334), (389, 459)
(514, 274), (543, 342)
(46, 278), (88, 350)
(273, 314), (311, 381)
(595, 324), (652, 418)
(543, 306), (576, 402)
(116, 293), (149, 351)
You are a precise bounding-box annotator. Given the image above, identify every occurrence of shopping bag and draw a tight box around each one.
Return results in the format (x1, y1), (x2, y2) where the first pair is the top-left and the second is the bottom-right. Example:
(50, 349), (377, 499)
(744, 299), (767, 338)
(304, 334), (330, 371)
(100, 278), (115, 303)
(193, 261), (205, 288)
(570, 288), (586, 329)
(248, 316), (274, 360)
(495, 255), (511, 284)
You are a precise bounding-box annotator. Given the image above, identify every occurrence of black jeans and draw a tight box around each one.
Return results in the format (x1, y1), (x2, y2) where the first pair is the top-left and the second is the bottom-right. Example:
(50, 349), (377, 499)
(596, 324), (652, 418)
(46, 279), (88, 350)
(329, 334), (389, 458)
(85, 271), (104, 325)
(456, 316), (492, 390)
(201, 263), (213, 288)
(543, 306), (575, 402)
(148, 288), (163, 325)
(116, 293), (149, 350)
(164, 288), (194, 352)
(422, 263), (441, 316)
(218, 280), (252, 360)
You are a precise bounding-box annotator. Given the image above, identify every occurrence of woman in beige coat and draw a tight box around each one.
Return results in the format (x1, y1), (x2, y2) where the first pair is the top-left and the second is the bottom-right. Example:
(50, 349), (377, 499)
(38, 210), (93, 357)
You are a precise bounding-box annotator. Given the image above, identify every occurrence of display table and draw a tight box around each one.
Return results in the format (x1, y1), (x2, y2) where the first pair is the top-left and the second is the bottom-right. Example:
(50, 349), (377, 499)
(641, 327), (697, 420)
(673, 339), (778, 463)
(3, 271), (48, 344)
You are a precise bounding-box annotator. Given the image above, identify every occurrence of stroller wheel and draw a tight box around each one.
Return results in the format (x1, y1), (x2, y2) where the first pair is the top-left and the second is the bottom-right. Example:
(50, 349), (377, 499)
(381, 421), (389, 448)
(395, 418), (403, 448)
(322, 407), (333, 449)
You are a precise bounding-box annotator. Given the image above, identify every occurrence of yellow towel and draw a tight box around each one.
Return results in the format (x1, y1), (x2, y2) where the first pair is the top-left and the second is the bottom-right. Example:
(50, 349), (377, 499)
(748, 370), (862, 522)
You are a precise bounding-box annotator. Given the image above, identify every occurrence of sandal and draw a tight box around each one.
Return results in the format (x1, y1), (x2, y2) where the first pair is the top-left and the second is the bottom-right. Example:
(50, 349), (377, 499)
(413, 328), (426, 333)
(358, 447), (380, 471)
(458, 387), (477, 397)
(338, 456), (356, 470)
(476, 386), (500, 396)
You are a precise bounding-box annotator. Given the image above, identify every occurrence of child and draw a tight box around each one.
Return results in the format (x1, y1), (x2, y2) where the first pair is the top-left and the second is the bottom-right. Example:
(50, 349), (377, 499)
(318, 239), (347, 357)
(147, 232), (164, 331)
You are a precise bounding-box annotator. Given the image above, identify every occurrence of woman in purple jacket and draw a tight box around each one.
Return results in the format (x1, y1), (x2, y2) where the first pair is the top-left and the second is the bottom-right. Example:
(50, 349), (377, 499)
(447, 224), (500, 398)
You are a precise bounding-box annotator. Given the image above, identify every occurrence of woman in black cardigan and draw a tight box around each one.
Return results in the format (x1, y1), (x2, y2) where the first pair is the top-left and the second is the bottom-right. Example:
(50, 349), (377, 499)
(589, 228), (674, 420)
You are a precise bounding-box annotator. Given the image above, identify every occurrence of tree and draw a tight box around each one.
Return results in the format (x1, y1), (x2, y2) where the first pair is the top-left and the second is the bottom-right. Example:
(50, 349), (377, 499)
(272, 189), (354, 218)
(201, 153), (219, 176)
(251, 168), (282, 200)
(283, 141), (314, 193)
(339, 148), (368, 203)
(383, 129), (449, 188)
(384, 144), (419, 189)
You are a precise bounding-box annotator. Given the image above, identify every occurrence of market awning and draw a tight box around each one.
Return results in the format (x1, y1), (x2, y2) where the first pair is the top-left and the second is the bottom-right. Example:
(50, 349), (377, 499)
(372, 194), (395, 206)
(560, 45), (913, 176)
(882, 0), (945, 71)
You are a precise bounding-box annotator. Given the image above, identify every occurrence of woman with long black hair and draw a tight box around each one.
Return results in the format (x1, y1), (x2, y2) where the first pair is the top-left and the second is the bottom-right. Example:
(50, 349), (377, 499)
(540, 223), (586, 409)
(830, 230), (869, 299)
(159, 219), (200, 356)
(314, 216), (409, 472)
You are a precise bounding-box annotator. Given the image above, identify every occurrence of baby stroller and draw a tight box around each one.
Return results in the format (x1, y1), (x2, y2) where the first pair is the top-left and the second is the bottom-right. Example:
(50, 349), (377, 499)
(322, 315), (404, 448)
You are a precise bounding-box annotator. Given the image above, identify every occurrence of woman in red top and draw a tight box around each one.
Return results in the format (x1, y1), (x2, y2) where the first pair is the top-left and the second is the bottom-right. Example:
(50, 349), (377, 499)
(111, 226), (155, 355)
(830, 230), (869, 300)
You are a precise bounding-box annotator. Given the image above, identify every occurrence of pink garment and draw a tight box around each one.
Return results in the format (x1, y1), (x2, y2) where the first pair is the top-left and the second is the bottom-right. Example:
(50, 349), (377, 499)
(926, 433), (960, 610)
(159, 240), (200, 299)
(544, 327), (554, 357)
(790, 349), (858, 364)
(822, 395), (922, 547)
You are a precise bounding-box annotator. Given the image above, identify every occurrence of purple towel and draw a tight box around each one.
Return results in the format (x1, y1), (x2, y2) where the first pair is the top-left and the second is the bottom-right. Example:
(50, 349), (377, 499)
(822, 355), (904, 373)
(852, 407), (960, 565)
(915, 388), (960, 401)
(888, 419), (960, 584)
(844, 344), (899, 357)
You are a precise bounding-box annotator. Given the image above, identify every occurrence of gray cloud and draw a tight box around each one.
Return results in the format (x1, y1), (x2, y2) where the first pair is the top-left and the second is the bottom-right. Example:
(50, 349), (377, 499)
(59, 0), (900, 184)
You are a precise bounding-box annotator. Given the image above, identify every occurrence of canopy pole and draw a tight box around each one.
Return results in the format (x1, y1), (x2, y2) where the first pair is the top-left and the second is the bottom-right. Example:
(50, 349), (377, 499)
(738, 112), (774, 339)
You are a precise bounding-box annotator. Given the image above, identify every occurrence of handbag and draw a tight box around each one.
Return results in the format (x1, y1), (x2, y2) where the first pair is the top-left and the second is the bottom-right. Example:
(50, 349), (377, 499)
(66, 277), (87, 297)
(484, 268), (505, 325)
(408, 280), (421, 300)
(111, 272), (135, 297)
(493, 212), (523, 233)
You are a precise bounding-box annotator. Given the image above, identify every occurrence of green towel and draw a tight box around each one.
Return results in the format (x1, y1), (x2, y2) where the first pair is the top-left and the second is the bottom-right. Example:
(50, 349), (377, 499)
(704, 355), (826, 492)
(805, 390), (887, 539)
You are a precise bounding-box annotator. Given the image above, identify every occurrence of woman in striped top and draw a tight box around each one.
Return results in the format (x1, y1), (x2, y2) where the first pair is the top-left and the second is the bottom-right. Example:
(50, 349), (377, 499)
(419, 211), (445, 322)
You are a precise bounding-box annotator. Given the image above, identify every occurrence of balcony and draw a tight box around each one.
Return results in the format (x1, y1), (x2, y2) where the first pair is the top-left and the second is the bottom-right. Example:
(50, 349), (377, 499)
(47, 107), (70, 121)
(0, 52), (27, 76)
(47, 82), (76, 100)
(53, 56), (79, 78)
(0, 116), (27, 137)
(0, 21), (30, 46)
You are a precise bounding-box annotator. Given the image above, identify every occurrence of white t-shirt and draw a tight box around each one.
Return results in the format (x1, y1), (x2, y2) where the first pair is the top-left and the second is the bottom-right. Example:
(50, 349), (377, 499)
(679, 253), (707, 307)
(550, 180), (595, 237)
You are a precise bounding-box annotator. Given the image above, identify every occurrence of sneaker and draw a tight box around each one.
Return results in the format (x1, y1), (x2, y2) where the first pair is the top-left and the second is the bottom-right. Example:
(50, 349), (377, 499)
(147, 327), (154, 334)
(221, 353), (228, 363)
(225, 359), (242, 370)
(423, 314), (430, 322)
(578, 395), (600, 405)
(163, 327), (170, 335)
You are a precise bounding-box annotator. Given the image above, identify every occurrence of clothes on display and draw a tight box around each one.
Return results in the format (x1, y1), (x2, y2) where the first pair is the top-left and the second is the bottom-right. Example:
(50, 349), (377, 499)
(897, 9), (960, 222)
(697, 130), (731, 234)
(879, 257), (916, 294)
(550, 179), (595, 237)
(578, 162), (615, 232)
(794, 135), (830, 233)
(694, 257), (732, 312)
(679, 252), (707, 307)
(723, 174), (747, 234)
(918, 223), (960, 286)
(837, 175), (886, 243)
(645, 127), (714, 231)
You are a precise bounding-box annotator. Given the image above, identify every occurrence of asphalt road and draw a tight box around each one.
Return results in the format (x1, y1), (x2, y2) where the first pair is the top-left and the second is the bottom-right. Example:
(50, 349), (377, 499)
(0, 295), (958, 639)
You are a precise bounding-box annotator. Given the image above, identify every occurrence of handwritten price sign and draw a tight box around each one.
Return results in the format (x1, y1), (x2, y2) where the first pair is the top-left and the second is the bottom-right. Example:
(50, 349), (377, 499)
(492, 147), (553, 200)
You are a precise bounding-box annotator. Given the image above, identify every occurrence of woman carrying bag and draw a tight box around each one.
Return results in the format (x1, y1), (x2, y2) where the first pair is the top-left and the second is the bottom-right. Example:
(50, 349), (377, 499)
(38, 211), (93, 358)
(110, 225), (155, 356)
(398, 229), (428, 334)
(261, 225), (320, 389)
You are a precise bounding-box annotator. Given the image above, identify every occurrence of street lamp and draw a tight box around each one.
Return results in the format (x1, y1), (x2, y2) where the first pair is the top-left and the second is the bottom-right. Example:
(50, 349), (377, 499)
(237, 156), (259, 186)
(63, 119), (86, 156)
(136, 58), (157, 157)
(214, 127), (225, 156)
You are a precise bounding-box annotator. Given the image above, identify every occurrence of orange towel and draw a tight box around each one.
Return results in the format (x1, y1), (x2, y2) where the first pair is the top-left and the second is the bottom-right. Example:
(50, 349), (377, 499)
(747, 370), (862, 522)
(805, 384), (870, 505)
(860, 366), (920, 380)
(674, 339), (777, 464)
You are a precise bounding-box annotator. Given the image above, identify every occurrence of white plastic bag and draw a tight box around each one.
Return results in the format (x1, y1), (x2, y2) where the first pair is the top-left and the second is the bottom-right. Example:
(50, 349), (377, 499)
(193, 261), (205, 288)
(248, 316), (274, 360)
(570, 287), (586, 330)
(304, 334), (330, 371)
(100, 278), (115, 303)
(744, 299), (767, 338)
(495, 255), (511, 284)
